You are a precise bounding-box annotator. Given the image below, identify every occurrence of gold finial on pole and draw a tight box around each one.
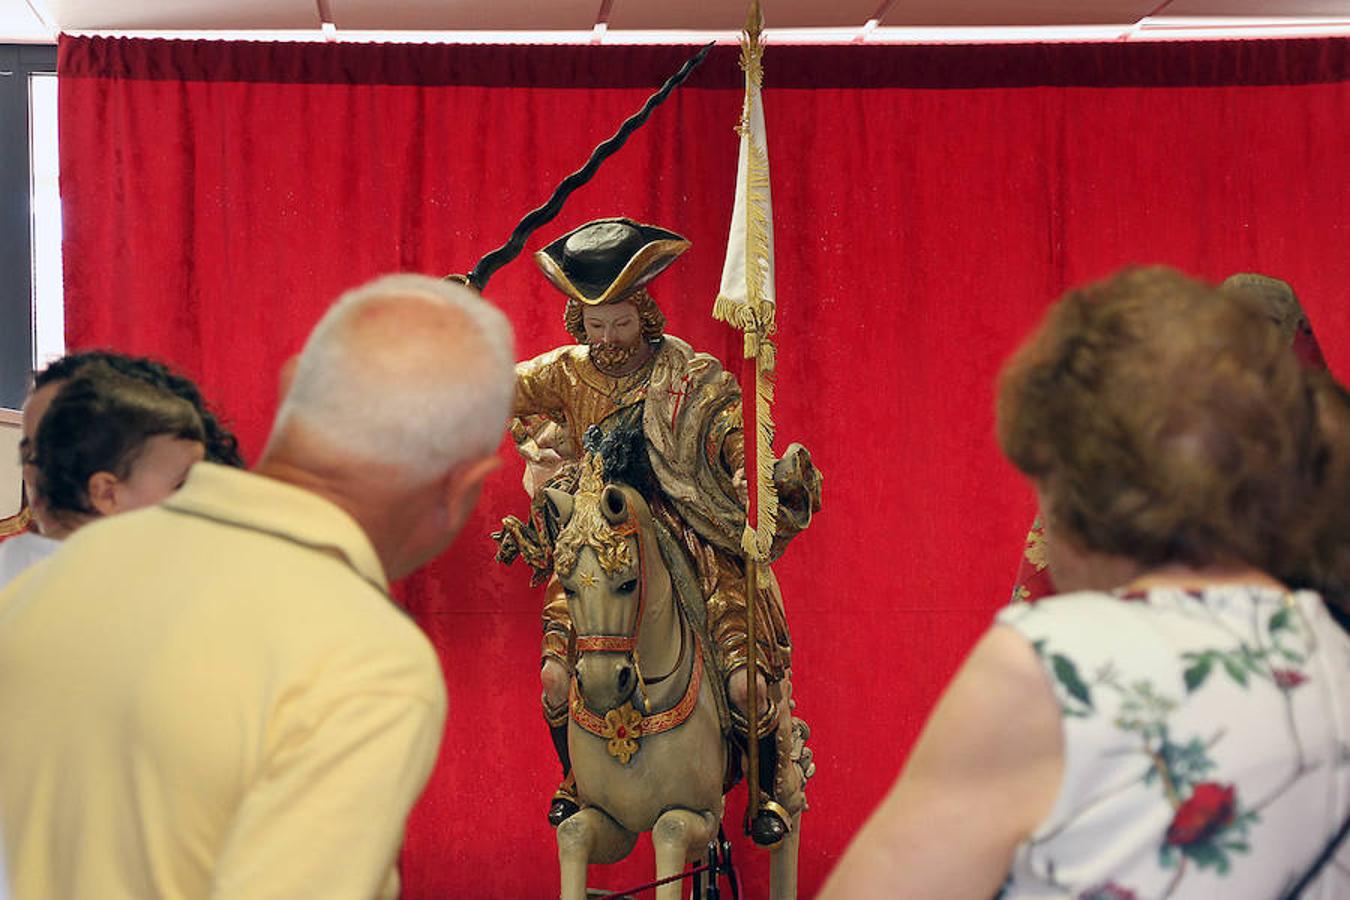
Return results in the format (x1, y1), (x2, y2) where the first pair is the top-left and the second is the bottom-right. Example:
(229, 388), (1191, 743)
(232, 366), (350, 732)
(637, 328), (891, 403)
(741, 0), (765, 90)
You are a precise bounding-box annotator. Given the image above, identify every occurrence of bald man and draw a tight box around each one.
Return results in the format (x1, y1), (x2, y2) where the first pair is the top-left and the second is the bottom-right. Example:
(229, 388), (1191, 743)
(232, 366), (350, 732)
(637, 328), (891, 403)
(0, 275), (515, 900)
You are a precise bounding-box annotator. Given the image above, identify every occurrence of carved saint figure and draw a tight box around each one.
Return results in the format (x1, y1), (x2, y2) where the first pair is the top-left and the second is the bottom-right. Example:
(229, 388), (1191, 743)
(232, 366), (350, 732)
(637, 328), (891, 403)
(495, 217), (821, 847)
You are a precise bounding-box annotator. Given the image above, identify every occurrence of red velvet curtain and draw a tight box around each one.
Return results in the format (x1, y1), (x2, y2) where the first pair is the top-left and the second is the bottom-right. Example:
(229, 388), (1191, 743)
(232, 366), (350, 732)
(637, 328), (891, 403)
(58, 36), (1350, 897)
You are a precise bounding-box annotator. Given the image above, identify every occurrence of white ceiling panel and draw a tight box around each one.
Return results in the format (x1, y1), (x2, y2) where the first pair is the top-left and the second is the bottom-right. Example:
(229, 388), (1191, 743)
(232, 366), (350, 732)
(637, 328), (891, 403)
(1160, 0), (1350, 14)
(43, 0), (320, 30)
(609, 0), (880, 30)
(0, 0), (54, 40)
(881, 0), (1158, 26)
(8, 0), (1350, 44)
(329, 0), (601, 31)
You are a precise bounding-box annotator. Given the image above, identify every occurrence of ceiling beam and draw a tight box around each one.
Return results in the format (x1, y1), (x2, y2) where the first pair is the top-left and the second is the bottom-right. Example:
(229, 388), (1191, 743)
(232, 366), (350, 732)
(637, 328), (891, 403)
(592, 0), (611, 44)
(24, 0), (56, 34)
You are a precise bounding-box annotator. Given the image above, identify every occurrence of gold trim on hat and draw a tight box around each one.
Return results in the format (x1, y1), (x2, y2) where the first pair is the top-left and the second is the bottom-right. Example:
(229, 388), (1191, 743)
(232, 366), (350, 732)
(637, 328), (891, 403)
(536, 238), (691, 307)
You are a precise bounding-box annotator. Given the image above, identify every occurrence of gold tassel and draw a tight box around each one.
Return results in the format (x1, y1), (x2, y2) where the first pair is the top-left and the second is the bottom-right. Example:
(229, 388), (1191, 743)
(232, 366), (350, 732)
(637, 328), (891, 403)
(713, 293), (758, 333)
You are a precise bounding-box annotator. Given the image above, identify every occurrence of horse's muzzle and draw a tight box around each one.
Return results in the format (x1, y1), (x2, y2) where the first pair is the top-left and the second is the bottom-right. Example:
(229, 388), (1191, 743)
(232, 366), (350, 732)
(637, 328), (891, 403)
(575, 652), (640, 714)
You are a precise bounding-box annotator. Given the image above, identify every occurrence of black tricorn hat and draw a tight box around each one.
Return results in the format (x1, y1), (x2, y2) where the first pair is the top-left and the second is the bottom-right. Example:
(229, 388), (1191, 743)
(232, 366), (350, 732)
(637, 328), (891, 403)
(535, 218), (691, 306)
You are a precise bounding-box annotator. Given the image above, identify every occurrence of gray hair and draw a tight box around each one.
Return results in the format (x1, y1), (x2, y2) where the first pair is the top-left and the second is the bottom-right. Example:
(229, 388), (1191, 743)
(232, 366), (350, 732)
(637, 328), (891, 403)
(276, 274), (515, 480)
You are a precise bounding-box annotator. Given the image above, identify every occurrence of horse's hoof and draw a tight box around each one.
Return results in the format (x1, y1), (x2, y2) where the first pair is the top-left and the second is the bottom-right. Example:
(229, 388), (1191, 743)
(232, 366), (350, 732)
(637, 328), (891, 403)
(749, 806), (789, 849)
(548, 796), (580, 827)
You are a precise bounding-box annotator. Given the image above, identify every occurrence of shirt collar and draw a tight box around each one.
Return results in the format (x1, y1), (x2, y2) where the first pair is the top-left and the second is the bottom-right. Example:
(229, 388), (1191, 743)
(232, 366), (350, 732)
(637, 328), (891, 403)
(163, 462), (388, 593)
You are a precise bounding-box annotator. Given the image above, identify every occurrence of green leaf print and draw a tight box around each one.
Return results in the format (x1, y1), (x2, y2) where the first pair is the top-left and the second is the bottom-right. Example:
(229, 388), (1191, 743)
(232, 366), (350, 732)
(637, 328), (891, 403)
(1275, 645), (1306, 665)
(1220, 654), (1249, 687)
(1162, 737), (1216, 792)
(1269, 607), (1292, 634)
(1183, 655), (1213, 693)
(1051, 653), (1093, 709)
(1185, 840), (1227, 872)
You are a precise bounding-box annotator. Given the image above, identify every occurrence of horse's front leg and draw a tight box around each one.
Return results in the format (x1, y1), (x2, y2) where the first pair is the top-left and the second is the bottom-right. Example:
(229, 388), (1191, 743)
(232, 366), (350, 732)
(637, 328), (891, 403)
(769, 810), (802, 900)
(651, 808), (718, 900)
(557, 807), (637, 900)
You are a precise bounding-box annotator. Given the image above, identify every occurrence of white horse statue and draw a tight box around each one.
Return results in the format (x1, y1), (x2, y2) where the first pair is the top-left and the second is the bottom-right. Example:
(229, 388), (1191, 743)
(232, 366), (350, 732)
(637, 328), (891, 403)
(542, 455), (803, 900)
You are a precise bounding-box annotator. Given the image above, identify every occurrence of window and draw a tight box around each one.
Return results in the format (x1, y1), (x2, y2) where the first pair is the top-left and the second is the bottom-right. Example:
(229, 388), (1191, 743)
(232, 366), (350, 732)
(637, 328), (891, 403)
(1, 44), (61, 411)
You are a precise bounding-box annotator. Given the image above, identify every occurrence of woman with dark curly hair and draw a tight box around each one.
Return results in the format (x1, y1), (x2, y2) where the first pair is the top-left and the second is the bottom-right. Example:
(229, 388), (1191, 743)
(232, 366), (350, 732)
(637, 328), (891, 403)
(32, 366), (205, 538)
(10, 348), (240, 537)
(31, 350), (242, 469)
(822, 267), (1350, 899)
(2, 365), (207, 589)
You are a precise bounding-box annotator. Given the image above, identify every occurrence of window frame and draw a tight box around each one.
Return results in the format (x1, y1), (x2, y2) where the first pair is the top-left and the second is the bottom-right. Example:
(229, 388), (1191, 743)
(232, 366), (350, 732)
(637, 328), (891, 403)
(0, 43), (58, 412)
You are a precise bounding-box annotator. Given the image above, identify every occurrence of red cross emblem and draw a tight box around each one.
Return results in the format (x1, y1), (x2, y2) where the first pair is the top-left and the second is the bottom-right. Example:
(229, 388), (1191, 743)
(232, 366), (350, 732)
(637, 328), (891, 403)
(667, 374), (692, 431)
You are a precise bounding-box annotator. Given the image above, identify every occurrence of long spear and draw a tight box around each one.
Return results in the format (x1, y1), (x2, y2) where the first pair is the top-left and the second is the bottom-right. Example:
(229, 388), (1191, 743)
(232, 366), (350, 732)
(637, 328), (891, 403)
(712, 0), (778, 834)
(454, 42), (715, 291)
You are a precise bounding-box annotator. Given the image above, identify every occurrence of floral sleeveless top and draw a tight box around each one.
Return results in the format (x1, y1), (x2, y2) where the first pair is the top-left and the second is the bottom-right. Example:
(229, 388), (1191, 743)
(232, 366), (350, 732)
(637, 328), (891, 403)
(997, 585), (1350, 899)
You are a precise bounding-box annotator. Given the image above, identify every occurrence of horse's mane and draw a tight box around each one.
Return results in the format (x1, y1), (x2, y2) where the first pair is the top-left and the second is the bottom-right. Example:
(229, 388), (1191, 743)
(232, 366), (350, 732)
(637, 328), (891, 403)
(583, 417), (660, 500)
(564, 419), (731, 733)
(549, 419), (660, 578)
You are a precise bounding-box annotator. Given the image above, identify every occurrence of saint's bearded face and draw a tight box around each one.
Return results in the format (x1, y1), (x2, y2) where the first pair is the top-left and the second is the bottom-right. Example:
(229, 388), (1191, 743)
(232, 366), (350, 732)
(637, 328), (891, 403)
(584, 300), (645, 373)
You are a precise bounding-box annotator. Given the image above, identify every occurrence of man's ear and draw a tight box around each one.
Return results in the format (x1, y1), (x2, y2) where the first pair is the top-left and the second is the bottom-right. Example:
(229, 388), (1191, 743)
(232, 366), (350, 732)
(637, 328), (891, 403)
(441, 454), (502, 534)
(87, 471), (121, 517)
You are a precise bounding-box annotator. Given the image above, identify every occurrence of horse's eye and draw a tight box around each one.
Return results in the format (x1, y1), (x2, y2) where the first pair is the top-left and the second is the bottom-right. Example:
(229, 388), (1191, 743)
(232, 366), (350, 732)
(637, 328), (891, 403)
(616, 579), (638, 596)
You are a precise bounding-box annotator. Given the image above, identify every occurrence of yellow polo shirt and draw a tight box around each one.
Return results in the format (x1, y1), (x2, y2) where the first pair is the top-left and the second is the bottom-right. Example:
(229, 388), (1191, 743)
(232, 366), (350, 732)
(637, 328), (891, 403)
(0, 463), (447, 900)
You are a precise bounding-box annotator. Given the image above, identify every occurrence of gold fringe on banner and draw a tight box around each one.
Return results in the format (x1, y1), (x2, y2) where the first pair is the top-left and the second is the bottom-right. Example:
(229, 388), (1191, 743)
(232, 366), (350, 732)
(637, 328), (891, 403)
(741, 348), (778, 561)
(743, 67), (777, 563)
(711, 293), (754, 332)
(742, 148), (777, 563)
(714, 0), (778, 563)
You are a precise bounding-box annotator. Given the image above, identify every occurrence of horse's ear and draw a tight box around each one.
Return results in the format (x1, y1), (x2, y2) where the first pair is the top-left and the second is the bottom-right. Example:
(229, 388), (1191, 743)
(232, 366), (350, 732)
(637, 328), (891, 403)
(600, 485), (629, 526)
(543, 488), (575, 533)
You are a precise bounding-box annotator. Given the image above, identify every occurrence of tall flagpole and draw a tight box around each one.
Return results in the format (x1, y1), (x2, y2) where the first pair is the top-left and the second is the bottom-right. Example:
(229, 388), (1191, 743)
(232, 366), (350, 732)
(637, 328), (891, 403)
(713, 0), (778, 836)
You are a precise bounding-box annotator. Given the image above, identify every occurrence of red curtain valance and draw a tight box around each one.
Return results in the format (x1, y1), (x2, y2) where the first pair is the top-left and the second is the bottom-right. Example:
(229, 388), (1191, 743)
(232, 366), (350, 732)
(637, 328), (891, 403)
(60, 33), (1350, 88)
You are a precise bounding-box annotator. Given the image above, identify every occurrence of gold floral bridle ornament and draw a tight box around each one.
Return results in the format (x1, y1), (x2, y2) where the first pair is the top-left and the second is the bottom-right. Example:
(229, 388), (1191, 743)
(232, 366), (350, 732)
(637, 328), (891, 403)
(559, 456), (702, 764)
(570, 651), (703, 765)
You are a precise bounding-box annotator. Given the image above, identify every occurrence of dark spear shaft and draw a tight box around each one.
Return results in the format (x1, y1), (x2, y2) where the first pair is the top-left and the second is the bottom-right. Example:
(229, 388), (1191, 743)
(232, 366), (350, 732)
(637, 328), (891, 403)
(462, 41), (716, 292)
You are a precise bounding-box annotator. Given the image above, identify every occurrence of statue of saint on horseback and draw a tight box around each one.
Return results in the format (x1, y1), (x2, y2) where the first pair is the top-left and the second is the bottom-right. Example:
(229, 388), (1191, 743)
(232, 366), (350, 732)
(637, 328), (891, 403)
(494, 217), (821, 896)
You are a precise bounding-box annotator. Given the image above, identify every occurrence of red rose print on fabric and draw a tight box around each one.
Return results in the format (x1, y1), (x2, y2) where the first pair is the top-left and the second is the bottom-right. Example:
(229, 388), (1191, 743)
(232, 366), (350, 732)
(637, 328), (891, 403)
(1166, 782), (1236, 846)
(1271, 668), (1307, 690)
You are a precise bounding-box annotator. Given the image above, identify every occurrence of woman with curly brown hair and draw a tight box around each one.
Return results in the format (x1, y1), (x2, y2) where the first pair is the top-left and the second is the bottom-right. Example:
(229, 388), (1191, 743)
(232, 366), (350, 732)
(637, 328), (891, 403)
(1288, 371), (1350, 633)
(1007, 271), (1330, 605)
(822, 267), (1350, 899)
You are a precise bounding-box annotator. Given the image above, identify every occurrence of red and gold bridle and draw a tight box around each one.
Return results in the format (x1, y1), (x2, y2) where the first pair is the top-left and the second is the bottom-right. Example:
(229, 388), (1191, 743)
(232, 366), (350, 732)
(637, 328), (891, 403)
(566, 514), (701, 763)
